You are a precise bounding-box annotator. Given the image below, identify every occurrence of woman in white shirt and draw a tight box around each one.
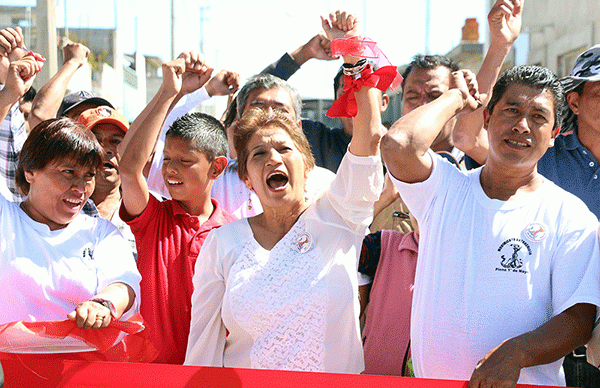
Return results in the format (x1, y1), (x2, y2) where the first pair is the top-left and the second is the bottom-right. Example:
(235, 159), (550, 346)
(0, 117), (140, 331)
(185, 12), (385, 373)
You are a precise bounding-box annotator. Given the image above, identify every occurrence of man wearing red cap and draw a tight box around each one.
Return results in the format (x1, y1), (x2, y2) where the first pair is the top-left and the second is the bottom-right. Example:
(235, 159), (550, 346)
(78, 106), (137, 259)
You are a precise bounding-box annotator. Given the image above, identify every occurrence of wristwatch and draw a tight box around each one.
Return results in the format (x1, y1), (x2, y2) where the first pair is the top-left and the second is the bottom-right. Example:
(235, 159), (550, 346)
(90, 298), (117, 318)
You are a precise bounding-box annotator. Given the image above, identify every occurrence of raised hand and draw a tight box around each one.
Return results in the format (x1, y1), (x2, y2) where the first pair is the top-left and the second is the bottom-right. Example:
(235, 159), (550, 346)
(0, 26), (27, 62)
(62, 41), (90, 69)
(305, 33), (336, 61)
(161, 58), (186, 97)
(205, 69), (240, 97)
(450, 69), (482, 112)
(177, 51), (214, 95)
(320, 10), (360, 42)
(2, 52), (44, 103)
(488, 0), (523, 47)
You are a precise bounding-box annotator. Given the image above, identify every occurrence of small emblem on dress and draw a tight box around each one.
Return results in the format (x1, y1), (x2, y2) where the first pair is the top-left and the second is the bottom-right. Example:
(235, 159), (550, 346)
(297, 232), (312, 253)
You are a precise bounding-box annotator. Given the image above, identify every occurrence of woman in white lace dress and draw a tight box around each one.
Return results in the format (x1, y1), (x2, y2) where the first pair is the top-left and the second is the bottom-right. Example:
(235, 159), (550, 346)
(184, 12), (384, 373)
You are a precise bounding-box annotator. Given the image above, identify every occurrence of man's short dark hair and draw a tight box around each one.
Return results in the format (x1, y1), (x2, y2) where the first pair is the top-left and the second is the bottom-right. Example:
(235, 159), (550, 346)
(401, 55), (459, 90)
(166, 112), (228, 161)
(487, 65), (566, 130)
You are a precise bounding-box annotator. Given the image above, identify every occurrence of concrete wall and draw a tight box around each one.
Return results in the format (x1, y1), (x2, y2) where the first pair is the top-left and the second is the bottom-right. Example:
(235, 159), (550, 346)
(522, 0), (600, 77)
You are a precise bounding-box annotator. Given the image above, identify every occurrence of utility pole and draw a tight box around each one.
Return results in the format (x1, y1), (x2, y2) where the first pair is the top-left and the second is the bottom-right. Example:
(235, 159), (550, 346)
(64, 0), (69, 41)
(171, 0), (175, 60)
(36, 0), (58, 86)
(425, 0), (431, 54)
(199, 6), (209, 54)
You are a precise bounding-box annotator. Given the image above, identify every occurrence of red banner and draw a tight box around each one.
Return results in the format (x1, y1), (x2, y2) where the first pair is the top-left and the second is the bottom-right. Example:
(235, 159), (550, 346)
(0, 356), (550, 388)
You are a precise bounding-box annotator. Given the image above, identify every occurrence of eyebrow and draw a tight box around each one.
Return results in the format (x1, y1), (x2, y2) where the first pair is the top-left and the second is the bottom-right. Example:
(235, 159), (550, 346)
(249, 143), (265, 153)
(505, 100), (552, 115)
(250, 99), (289, 108)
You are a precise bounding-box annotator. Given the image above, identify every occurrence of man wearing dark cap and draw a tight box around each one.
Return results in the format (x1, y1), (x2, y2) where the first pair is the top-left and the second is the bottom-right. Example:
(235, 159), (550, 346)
(535, 45), (600, 217)
(58, 90), (114, 119)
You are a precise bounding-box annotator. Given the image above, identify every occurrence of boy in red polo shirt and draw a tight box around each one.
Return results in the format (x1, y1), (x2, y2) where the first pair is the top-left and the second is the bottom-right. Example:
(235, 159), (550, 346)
(118, 57), (236, 364)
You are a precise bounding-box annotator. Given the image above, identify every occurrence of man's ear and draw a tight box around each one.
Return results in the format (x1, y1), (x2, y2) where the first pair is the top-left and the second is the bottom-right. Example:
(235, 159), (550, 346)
(566, 91), (580, 115)
(210, 156), (228, 180)
(380, 94), (389, 113)
(297, 119), (302, 129)
(483, 109), (491, 130)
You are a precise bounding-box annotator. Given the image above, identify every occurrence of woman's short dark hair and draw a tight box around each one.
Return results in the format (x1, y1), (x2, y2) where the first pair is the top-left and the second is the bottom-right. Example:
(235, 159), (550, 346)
(234, 108), (315, 181)
(16, 118), (103, 195)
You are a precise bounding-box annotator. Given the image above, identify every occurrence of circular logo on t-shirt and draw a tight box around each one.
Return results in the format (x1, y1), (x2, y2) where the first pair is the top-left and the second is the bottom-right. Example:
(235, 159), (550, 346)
(297, 232), (312, 254)
(524, 222), (548, 242)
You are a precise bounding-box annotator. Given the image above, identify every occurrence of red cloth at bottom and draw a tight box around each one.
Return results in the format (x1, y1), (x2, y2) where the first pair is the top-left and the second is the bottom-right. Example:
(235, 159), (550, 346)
(0, 313), (157, 363)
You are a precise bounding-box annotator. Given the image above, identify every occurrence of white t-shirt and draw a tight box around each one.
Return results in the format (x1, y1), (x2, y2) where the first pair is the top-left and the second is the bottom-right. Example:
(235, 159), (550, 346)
(184, 151), (383, 372)
(0, 195), (142, 325)
(391, 150), (600, 386)
(211, 159), (336, 219)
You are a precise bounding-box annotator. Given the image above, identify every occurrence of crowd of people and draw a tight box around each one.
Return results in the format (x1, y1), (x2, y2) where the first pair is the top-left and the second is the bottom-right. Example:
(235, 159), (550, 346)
(1, 1), (600, 387)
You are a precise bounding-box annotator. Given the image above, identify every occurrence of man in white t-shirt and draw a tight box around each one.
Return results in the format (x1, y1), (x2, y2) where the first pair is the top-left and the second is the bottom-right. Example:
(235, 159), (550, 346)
(381, 65), (600, 387)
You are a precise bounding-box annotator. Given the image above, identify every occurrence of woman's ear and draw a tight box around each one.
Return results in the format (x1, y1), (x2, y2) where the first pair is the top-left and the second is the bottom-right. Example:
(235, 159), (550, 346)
(242, 175), (254, 192)
(24, 170), (36, 184)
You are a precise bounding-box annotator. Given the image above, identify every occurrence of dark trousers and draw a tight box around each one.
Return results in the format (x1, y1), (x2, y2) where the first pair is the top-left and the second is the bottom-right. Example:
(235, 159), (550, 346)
(563, 346), (600, 388)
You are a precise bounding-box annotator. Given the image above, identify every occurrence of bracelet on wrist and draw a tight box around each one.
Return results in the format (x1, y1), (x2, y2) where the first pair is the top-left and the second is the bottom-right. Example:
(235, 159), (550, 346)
(342, 59), (368, 79)
(90, 298), (117, 318)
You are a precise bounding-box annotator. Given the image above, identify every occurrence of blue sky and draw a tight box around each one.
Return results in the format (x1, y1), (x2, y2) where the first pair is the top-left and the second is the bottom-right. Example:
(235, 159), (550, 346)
(7, 0), (489, 99)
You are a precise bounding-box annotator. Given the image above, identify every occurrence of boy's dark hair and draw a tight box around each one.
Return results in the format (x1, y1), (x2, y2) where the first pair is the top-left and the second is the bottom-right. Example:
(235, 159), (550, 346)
(21, 86), (37, 103)
(166, 112), (228, 161)
(487, 65), (565, 130)
(16, 118), (103, 195)
(401, 55), (459, 90)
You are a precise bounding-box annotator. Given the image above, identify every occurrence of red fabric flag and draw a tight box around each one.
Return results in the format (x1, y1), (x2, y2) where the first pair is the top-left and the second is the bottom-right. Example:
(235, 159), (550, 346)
(327, 65), (399, 118)
(0, 313), (157, 363)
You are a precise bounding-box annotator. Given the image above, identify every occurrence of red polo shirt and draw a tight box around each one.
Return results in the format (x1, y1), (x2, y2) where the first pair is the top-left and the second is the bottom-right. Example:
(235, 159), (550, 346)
(121, 196), (236, 364)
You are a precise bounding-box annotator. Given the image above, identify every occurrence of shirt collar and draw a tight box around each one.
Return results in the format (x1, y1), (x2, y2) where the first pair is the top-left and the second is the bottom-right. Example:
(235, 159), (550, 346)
(559, 122), (583, 151)
(397, 230), (419, 253)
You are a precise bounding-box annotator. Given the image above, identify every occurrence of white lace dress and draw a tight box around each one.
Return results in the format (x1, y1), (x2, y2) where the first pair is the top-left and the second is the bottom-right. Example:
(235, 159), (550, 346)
(184, 151), (383, 373)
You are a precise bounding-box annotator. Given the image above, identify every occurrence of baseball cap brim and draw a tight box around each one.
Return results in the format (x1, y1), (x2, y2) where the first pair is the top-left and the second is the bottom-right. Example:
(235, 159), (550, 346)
(59, 97), (115, 117)
(561, 74), (600, 94)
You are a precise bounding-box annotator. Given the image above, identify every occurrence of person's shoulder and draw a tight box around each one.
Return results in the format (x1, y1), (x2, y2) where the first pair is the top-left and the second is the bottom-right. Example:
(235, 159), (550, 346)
(309, 165), (336, 181)
(206, 218), (252, 251)
(430, 150), (472, 182)
(211, 199), (238, 224)
(212, 217), (250, 238)
(70, 212), (122, 236)
(301, 119), (331, 133)
(540, 178), (598, 222)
